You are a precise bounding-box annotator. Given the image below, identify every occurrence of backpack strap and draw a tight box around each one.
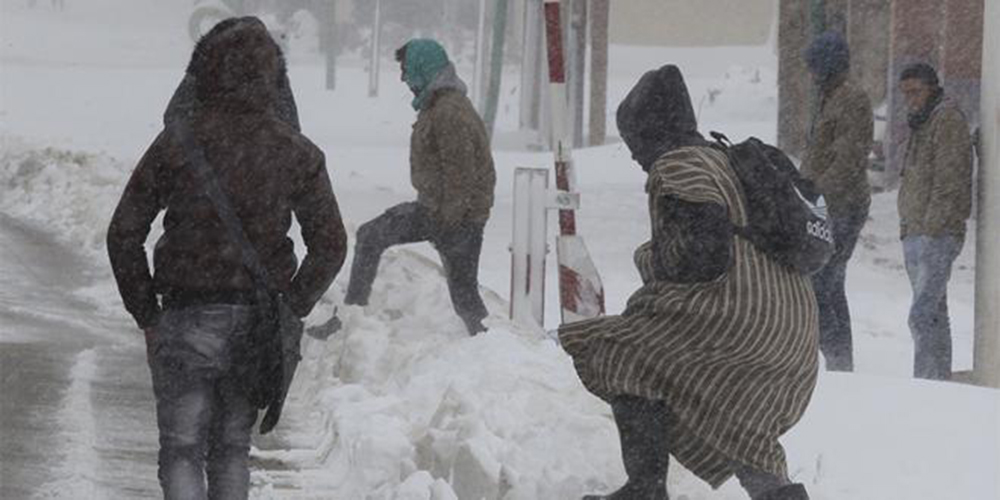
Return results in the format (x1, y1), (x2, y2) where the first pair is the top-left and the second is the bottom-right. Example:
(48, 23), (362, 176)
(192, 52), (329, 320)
(709, 130), (732, 148)
(707, 130), (752, 239)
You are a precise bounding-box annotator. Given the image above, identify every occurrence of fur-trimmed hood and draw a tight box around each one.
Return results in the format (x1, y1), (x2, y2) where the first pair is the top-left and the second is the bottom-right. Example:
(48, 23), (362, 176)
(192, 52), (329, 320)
(187, 16), (285, 114)
(164, 16), (300, 128)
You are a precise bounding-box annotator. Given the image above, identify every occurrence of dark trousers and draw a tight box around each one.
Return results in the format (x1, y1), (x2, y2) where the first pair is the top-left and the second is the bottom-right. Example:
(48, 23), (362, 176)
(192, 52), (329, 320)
(606, 396), (790, 500)
(812, 208), (867, 372)
(147, 304), (257, 500)
(344, 202), (488, 334)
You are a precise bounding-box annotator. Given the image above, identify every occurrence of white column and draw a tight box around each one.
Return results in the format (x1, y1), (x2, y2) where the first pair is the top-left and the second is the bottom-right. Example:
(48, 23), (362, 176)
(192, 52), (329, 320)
(974, 0), (1000, 389)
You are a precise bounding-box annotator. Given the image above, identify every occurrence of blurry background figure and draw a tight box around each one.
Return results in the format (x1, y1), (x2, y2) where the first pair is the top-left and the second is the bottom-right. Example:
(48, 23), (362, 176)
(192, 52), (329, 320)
(896, 62), (974, 381)
(801, 31), (874, 372)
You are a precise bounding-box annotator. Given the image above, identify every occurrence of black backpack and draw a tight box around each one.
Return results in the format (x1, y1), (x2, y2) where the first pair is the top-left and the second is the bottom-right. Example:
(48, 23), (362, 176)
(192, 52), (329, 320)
(709, 132), (834, 275)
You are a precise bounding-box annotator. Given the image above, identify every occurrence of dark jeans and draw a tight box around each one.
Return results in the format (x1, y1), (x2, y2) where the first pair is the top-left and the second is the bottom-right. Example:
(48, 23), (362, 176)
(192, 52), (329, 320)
(812, 208), (867, 372)
(147, 304), (257, 500)
(344, 202), (488, 334)
(903, 235), (964, 380)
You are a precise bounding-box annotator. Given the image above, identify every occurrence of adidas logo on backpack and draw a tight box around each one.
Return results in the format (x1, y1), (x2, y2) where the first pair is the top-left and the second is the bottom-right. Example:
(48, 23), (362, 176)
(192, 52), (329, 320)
(806, 220), (833, 243)
(710, 132), (835, 275)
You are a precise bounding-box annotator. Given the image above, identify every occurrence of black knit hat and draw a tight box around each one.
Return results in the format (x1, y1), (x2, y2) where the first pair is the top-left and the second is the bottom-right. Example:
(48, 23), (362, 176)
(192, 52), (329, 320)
(805, 31), (850, 81)
(899, 63), (940, 88)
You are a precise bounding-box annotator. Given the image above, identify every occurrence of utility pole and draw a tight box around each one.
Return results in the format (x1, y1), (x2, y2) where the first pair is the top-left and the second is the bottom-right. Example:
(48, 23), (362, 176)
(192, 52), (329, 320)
(473, 0), (488, 110)
(588, 0), (609, 146)
(567, 0), (586, 148)
(367, 0), (383, 98)
(483, 0), (510, 139)
(518, 0), (544, 135)
(321, 0), (338, 91)
(974, 0), (999, 389)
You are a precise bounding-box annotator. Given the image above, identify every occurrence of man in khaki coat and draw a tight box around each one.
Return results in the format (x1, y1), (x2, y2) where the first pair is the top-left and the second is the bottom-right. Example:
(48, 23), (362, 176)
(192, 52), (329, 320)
(801, 31), (873, 372)
(344, 39), (496, 335)
(897, 63), (974, 380)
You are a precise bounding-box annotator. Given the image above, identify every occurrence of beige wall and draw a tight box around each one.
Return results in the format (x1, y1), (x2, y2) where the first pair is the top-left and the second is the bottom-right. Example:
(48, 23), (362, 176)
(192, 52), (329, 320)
(609, 0), (776, 46)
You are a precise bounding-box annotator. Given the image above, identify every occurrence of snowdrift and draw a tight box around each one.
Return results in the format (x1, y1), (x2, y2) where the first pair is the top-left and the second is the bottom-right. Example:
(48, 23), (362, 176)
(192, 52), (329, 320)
(2, 139), (997, 500)
(248, 251), (999, 500)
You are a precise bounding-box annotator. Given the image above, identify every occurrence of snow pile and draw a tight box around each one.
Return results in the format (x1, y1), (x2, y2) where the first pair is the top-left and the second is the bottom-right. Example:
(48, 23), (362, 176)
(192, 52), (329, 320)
(245, 249), (998, 500)
(249, 249), (627, 500)
(0, 137), (129, 259)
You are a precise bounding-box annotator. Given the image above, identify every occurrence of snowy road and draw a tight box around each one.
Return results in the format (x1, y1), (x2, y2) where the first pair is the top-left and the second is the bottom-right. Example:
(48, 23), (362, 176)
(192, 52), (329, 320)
(0, 213), (159, 499)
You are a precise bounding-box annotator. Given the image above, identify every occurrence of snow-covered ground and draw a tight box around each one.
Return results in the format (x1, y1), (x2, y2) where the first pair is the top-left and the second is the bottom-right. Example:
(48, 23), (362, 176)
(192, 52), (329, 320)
(2, 1), (998, 499)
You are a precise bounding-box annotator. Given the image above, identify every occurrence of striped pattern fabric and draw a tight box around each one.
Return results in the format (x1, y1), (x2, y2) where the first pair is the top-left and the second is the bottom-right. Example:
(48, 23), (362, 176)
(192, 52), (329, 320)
(559, 146), (819, 487)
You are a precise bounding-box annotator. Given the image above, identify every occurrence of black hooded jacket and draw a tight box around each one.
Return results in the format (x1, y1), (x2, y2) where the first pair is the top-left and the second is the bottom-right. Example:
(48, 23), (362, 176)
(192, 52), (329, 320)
(616, 65), (732, 283)
(108, 18), (346, 328)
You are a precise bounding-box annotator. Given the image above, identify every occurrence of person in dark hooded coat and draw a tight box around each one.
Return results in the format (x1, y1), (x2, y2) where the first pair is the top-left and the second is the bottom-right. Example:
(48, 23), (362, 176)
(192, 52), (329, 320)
(800, 31), (874, 372)
(107, 17), (346, 499)
(558, 65), (816, 500)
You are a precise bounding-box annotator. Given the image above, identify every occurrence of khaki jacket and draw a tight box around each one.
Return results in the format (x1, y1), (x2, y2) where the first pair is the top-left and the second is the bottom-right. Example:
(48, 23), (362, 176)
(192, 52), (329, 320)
(410, 90), (496, 229)
(800, 78), (873, 218)
(898, 98), (974, 239)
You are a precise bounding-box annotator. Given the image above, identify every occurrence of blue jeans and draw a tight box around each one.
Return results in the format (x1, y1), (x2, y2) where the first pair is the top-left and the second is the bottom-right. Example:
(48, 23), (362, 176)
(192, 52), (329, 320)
(812, 209), (868, 372)
(902, 235), (964, 380)
(147, 304), (257, 500)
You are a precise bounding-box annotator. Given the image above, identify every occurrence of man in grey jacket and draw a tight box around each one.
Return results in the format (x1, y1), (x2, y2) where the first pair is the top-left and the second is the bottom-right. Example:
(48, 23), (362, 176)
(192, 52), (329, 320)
(896, 63), (974, 380)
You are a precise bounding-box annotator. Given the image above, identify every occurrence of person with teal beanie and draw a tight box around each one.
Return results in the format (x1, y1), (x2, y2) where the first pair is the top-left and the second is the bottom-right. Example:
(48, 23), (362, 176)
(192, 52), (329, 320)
(344, 39), (496, 336)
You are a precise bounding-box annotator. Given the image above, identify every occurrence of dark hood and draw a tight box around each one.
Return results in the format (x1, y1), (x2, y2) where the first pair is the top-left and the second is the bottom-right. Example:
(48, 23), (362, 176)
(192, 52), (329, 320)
(616, 65), (706, 171)
(186, 16), (284, 115)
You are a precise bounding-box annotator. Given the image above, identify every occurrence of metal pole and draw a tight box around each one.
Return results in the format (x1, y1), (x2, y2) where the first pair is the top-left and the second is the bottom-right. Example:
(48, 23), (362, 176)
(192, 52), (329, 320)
(483, 0), (510, 139)
(974, 0), (1000, 389)
(473, 0), (488, 109)
(567, 0), (586, 148)
(588, 0), (609, 146)
(367, 0), (382, 98)
(323, 0), (338, 91)
(519, 0), (543, 132)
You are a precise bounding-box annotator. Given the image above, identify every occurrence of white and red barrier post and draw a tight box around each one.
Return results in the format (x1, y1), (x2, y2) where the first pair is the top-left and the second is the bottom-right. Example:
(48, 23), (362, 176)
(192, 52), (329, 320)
(544, 0), (605, 324)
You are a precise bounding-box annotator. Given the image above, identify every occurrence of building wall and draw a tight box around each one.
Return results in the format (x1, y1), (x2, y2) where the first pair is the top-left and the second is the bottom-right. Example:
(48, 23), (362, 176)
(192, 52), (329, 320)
(609, 0), (776, 47)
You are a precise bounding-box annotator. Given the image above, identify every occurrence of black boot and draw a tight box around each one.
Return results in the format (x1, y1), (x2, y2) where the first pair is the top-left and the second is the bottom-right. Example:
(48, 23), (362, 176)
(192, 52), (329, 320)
(583, 396), (670, 500)
(756, 484), (810, 500)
